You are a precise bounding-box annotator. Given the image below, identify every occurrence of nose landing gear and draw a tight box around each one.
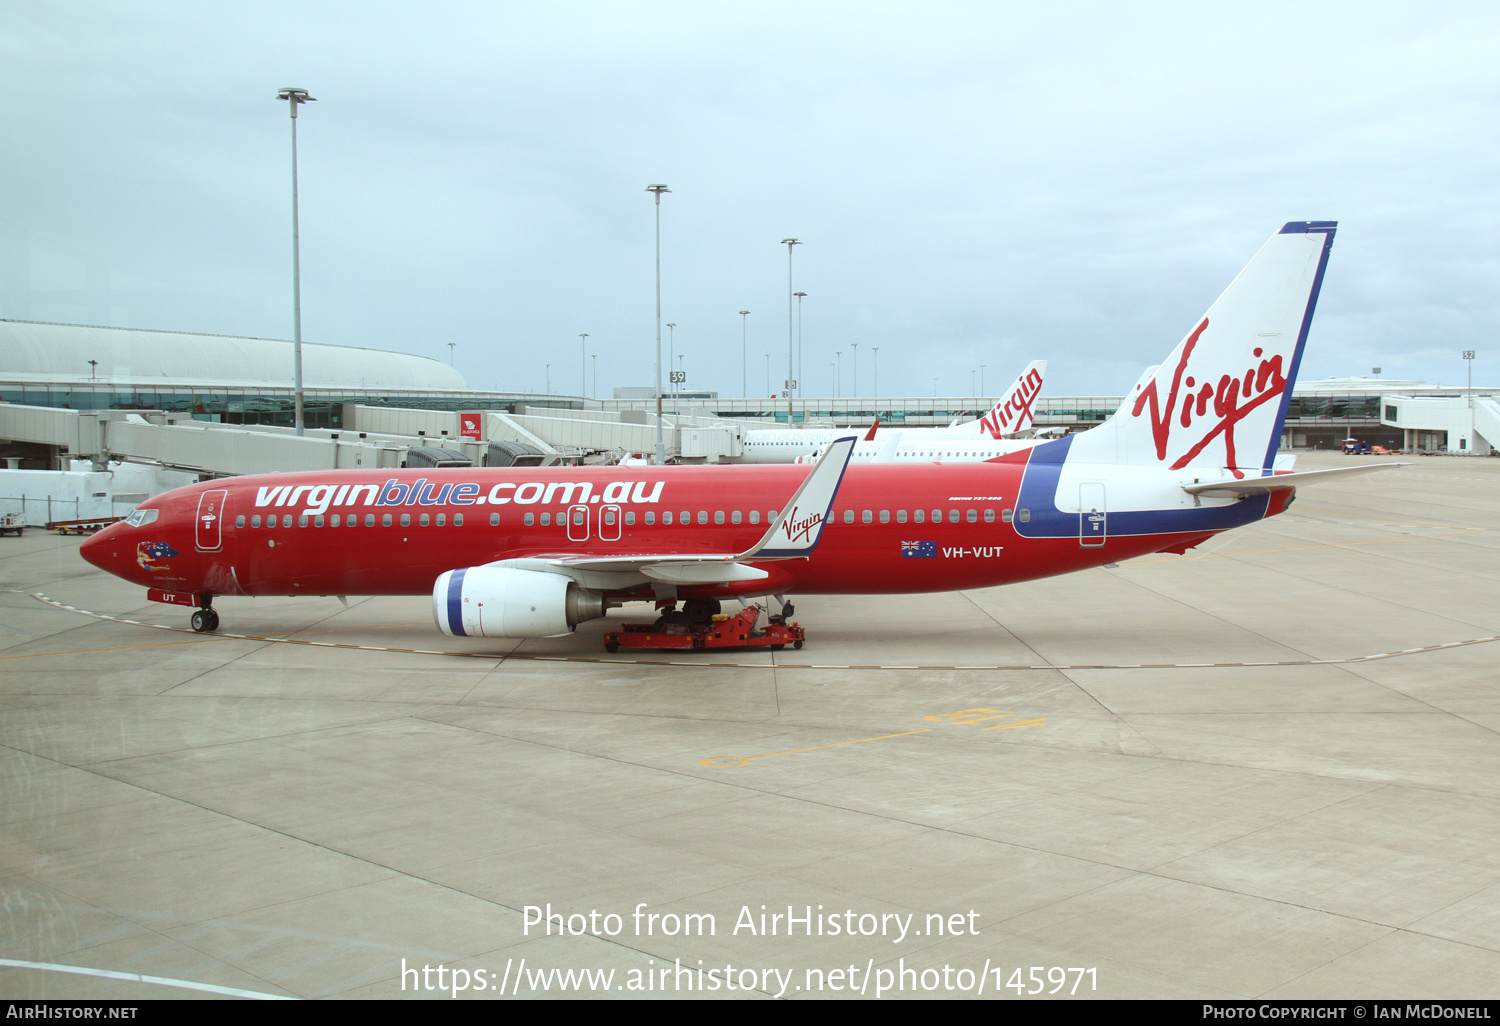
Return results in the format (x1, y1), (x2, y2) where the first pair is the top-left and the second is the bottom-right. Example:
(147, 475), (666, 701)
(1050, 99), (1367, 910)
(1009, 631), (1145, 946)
(190, 605), (219, 633)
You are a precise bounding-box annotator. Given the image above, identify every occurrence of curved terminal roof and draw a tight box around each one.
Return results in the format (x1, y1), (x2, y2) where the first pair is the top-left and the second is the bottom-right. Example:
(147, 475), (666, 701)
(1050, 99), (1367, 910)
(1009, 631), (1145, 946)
(1, 319), (468, 391)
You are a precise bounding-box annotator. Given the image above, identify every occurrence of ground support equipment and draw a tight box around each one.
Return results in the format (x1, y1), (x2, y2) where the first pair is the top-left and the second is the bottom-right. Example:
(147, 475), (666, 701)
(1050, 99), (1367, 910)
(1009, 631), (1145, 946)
(604, 605), (805, 653)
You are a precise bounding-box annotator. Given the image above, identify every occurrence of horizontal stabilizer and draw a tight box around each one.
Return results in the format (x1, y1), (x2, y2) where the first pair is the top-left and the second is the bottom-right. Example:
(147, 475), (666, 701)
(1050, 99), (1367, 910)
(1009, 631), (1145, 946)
(1183, 462), (1408, 497)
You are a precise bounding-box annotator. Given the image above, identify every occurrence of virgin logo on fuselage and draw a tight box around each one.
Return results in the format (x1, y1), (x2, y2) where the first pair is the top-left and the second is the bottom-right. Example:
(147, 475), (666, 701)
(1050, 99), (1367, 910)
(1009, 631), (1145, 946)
(1129, 318), (1286, 478)
(782, 505), (824, 545)
(979, 368), (1043, 439)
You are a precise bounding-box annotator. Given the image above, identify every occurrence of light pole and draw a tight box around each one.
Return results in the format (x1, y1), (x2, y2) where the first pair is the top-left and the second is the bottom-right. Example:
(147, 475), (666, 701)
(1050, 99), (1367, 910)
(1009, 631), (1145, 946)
(781, 238), (800, 423)
(545, 363), (550, 393)
(667, 322), (677, 415)
(277, 87), (315, 435)
(1464, 350), (1476, 452)
(835, 350), (842, 399)
(739, 310), (750, 399)
(793, 292), (806, 398)
(578, 333), (588, 396)
(980, 364), (986, 396)
(765, 353), (771, 396)
(677, 354), (685, 406)
(851, 343), (859, 399)
(448, 342), (456, 366)
(591, 353), (598, 399)
(646, 184), (670, 464)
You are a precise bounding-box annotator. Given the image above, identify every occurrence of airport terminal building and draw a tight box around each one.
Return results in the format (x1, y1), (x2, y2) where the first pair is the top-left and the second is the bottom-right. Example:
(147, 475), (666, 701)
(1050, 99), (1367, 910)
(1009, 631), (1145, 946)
(1, 319), (1494, 482)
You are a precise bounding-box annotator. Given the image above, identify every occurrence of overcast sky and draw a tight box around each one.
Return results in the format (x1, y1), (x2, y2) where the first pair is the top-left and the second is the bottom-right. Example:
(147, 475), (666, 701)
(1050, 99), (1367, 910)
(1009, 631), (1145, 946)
(2, 1), (1497, 398)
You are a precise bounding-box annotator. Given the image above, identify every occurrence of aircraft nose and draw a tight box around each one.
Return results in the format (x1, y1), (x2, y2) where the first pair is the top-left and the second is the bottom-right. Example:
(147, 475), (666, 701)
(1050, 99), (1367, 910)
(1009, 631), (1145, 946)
(79, 523), (119, 571)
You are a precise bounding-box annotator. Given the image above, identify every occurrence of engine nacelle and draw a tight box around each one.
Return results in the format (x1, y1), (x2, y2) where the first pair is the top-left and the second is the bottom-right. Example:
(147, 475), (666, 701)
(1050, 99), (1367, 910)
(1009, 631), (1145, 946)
(432, 567), (609, 638)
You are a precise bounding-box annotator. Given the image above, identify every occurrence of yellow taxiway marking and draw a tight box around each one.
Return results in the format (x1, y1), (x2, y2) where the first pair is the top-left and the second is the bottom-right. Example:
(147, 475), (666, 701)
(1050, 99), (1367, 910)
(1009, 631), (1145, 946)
(0, 637), (225, 662)
(701, 709), (1046, 768)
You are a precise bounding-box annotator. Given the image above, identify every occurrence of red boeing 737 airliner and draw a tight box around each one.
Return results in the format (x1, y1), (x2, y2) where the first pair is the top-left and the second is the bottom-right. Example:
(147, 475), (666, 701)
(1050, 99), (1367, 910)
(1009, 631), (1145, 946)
(80, 222), (1391, 640)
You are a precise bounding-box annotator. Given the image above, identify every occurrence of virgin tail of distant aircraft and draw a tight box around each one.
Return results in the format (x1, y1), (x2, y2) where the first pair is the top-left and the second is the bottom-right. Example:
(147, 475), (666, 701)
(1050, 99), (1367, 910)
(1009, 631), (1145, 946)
(977, 360), (1047, 438)
(1068, 221), (1337, 478)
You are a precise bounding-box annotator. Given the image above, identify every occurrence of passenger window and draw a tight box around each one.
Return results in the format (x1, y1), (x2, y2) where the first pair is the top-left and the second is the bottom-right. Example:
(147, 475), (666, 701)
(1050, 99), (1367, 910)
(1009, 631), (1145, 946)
(400, 514), (411, 527)
(298, 515), (309, 528)
(454, 514), (464, 526)
(897, 510), (908, 524)
(314, 515), (324, 527)
(625, 511), (635, 525)
(966, 509), (977, 523)
(914, 510), (924, 524)
(524, 513), (534, 526)
(697, 511), (708, 525)
(604, 510), (616, 526)
(663, 511), (673, 525)
(437, 514), (445, 526)
(382, 514), (393, 527)
(490, 513), (499, 526)
(283, 515), (292, 527)
(862, 510), (872, 524)
(682, 510), (691, 524)
(879, 510), (890, 524)
(251, 515), (261, 528)
(365, 514), (375, 527)
(645, 511), (655, 525)
(235, 514), (245, 528)
(731, 510), (742, 524)
(769, 510), (778, 521)
(984, 509), (995, 523)
(1002, 509), (1013, 523)
(1019, 509), (1031, 523)
(573, 509), (585, 526)
(714, 511), (724, 525)
(948, 510), (959, 524)
(843, 510), (854, 524)
(749, 511), (759, 525)
(931, 509), (941, 523)
(330, 515), (340, 527)
(419, 514), (429, 526)
(541, 512), (551, 526)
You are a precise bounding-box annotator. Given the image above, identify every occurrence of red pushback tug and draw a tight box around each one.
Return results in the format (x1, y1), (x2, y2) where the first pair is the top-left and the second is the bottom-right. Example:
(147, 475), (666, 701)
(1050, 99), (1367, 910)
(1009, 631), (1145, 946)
(604, 604), (805, 653)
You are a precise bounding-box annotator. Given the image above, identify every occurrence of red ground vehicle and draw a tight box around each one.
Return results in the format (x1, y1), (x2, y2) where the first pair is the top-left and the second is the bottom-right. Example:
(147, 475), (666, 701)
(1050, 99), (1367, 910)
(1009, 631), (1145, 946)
(604, 604), (804, 653)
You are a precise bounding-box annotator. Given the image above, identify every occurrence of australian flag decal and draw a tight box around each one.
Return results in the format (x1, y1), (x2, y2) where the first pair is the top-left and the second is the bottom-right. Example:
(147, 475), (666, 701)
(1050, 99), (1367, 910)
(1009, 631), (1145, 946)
(901, 540), (936, 558)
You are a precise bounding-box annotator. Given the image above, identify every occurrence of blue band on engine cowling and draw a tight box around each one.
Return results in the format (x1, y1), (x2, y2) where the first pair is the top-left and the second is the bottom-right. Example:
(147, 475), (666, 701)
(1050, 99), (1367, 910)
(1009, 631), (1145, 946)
(446, 568), (468, 636)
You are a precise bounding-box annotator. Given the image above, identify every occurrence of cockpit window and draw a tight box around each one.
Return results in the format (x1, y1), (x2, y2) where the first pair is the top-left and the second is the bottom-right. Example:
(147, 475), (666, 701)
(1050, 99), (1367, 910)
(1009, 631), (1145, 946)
(125, 508), (159, 527)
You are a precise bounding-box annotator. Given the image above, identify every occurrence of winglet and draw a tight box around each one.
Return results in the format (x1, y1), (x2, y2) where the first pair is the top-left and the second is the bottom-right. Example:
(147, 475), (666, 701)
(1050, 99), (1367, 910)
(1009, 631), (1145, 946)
(739, 435), (858, 559)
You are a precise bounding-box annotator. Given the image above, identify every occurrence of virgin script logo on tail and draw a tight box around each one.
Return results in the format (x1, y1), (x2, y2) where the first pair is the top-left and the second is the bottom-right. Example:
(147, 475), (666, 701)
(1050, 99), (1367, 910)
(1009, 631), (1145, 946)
(782, 506), (824, 545)
(1130, 318), (1287, 478)
(979, 367), (1043, 439)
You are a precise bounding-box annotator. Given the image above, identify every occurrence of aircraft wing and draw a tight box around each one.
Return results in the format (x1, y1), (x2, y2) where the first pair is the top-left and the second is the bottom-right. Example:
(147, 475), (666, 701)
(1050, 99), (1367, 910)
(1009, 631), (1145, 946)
(1182, 463), (1409, 497)
(523, 435), (859, 584)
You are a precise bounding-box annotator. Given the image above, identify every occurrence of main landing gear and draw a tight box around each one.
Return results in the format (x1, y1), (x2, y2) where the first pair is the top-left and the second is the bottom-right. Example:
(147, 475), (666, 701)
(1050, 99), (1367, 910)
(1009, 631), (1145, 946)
(190, 604), (219, 633)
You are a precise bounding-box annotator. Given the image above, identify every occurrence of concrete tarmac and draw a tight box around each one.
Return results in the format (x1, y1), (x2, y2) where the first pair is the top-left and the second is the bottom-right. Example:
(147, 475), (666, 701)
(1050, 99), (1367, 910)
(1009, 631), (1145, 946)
(2, 452), (1498, 1000)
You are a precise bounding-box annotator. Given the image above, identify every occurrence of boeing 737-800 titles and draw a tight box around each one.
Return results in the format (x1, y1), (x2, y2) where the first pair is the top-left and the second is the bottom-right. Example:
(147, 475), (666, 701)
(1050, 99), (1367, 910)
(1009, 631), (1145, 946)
(82, 222), (1392, 641)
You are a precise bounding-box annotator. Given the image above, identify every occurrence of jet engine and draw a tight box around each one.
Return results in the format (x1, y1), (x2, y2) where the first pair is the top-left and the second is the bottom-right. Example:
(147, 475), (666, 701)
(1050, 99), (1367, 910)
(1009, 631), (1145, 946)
(432, 567), (610, 638)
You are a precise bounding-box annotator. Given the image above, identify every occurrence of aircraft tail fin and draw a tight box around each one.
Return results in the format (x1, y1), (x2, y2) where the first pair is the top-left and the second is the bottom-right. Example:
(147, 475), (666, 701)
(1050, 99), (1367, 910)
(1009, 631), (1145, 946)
(1070, 222), (1336, 477)
(978, 360), (1046, 438)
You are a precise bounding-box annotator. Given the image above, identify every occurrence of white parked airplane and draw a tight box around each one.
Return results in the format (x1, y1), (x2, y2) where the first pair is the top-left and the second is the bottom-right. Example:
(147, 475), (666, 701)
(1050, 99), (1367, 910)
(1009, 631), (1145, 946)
(737, 360), (1047, 464)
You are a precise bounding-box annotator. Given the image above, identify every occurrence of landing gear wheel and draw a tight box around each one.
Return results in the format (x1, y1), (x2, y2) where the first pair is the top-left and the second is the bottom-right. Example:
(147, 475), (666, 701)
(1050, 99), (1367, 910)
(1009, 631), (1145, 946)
(190, 609), (218, 633)
(682, 598), (722, 625)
